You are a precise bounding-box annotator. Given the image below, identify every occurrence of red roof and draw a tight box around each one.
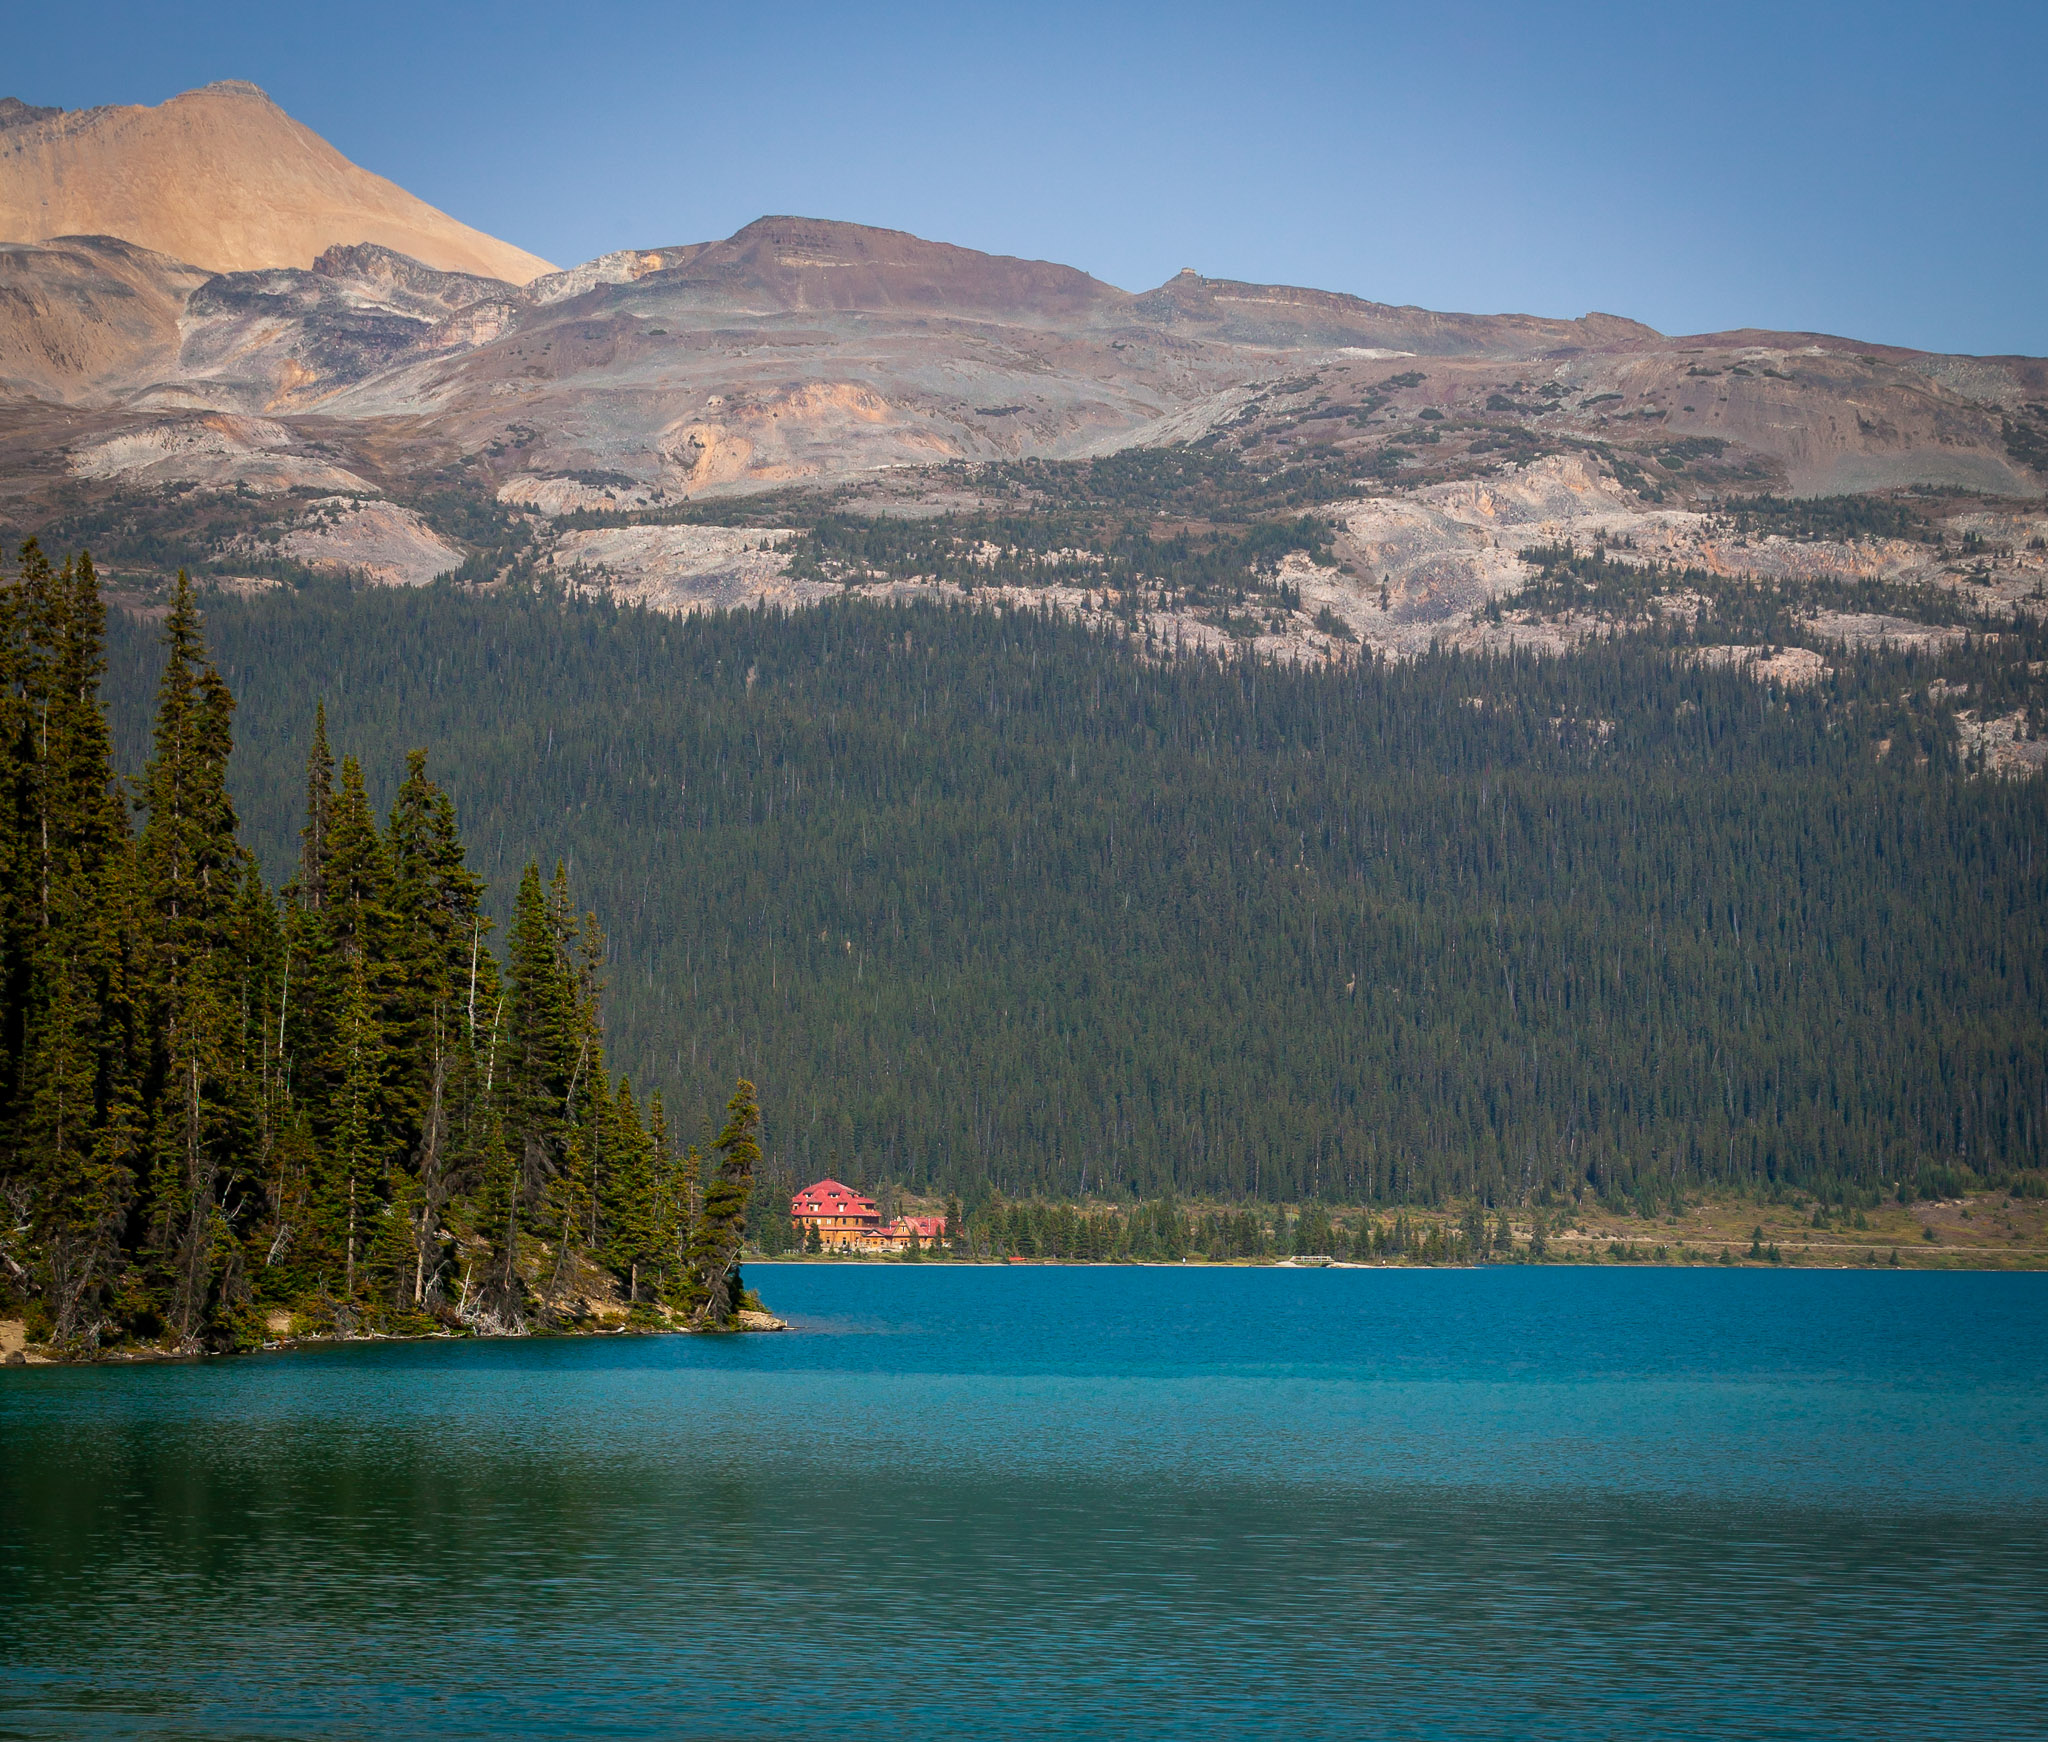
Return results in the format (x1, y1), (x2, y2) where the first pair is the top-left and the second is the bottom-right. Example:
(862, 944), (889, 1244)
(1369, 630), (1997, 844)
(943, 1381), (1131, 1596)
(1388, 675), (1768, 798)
(891, 1215), (948, 1238)
(791, 1177), (878, 1217)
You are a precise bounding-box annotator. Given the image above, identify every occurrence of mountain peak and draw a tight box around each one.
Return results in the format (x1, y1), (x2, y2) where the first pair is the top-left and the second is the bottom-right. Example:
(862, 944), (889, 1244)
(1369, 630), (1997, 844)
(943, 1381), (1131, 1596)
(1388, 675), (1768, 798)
(0, 82), (554, 283)
(644, 215), (1123, 317)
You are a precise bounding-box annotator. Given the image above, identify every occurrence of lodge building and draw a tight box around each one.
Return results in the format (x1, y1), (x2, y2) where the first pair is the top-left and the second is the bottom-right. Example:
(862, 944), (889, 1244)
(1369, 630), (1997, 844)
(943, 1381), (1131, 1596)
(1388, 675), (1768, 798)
(791, 1179), (948, 1253)
(791, 1179), (881, 1249)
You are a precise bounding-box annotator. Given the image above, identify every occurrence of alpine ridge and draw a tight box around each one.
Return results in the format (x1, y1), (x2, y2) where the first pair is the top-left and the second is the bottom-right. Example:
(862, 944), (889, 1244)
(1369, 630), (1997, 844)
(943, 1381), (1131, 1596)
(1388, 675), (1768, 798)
(0, 83), (2042, 676)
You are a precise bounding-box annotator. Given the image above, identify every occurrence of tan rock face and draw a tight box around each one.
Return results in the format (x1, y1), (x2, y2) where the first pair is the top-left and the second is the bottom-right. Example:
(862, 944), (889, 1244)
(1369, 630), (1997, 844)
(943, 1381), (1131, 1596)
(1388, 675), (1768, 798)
(545, 524), (826, 614)
(1956, 708), (2048, 776)
(655, 382), (961, 494)
(69, 412), (371, 493)
(242, 497), (462, 587)
(0, 81), (554, 283)
(496, 474), (663, 515)
(1691, 644), (1831, 686)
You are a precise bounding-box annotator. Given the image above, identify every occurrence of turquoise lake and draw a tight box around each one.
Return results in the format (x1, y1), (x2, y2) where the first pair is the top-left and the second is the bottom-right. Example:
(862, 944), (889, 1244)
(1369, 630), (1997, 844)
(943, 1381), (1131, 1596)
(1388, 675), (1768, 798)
(3, 1265), (2045, 1739)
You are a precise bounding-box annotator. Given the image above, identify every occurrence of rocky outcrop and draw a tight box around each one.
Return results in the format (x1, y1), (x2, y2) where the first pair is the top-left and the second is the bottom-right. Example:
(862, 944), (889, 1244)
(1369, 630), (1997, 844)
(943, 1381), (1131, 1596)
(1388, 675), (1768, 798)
(235, 497), (462, 586)
(0, 99), (61, 132)
(68, 412), (372, 493)
(0, 235), (208, 402)
(546, 524), (826, 614)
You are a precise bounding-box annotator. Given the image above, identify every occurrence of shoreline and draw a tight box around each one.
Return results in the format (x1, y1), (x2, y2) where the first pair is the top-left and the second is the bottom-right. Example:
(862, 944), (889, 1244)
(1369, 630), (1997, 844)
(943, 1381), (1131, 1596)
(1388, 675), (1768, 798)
(751, 1243), (2048, 1272)
(778, 1184), (2048, 1271)
(751, 1256), (2048, 1271)
(0, 1308), (787, 1369)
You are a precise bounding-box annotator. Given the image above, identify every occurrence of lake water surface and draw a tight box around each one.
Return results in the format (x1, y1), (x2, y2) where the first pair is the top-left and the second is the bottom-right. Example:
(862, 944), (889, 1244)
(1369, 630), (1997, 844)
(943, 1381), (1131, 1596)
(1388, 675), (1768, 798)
(3, 1265), (2045, 1740)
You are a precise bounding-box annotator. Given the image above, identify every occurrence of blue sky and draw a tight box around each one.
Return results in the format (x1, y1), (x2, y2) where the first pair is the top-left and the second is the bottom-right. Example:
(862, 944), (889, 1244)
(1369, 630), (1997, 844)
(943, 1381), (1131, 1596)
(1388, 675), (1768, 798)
(10, 1), (2045, 354)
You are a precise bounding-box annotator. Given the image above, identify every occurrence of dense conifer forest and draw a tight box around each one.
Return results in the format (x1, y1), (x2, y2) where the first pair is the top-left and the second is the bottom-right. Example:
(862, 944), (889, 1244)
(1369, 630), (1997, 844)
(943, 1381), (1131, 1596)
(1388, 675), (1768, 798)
(0, 546), (763, 1354)
(940, 1197), (1509, 1266)
(85, 572), (2047, 1230)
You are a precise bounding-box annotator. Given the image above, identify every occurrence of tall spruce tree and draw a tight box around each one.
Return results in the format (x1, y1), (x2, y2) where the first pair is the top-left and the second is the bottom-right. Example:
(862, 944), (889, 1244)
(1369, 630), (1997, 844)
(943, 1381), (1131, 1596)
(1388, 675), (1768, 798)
(600, 1078), (658, 1302)
(7, 550), (141, 1345)
(385, 749), (487, 1130)
(685, 1079), (761, 1327)
(492, 861), (571, 1314)
(646, 1093), (696, 1304)
(296, 702), (333, 911)
(134, 575), (248, 1348)
(322, 947), (384, 1325)
(545, 894), (609, 1307)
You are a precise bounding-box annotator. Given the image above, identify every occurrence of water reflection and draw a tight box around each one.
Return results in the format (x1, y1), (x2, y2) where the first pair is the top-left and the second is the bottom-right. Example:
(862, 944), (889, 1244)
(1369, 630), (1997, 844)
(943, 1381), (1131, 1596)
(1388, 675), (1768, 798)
(4, 1268), (2044, 1739)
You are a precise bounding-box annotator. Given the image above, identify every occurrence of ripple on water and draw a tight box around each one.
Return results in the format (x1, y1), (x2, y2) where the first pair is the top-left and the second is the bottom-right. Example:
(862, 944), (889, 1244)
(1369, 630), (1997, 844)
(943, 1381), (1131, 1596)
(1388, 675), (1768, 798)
(3, 1267), (2044, 1740)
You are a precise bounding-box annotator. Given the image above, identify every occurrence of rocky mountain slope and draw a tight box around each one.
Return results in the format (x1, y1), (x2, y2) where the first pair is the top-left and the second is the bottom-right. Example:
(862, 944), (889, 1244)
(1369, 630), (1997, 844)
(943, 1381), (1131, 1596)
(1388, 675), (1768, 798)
(0, 234), (209, 402)
(0, 83), (2041, 757)
(0, 81), (553, 282)
(8, 206), (2043, 499)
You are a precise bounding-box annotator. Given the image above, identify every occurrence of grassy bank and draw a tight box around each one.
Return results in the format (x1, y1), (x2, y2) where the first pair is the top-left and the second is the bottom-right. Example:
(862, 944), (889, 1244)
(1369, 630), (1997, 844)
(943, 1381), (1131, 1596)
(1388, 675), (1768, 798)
(764, 1186), (2048, 1270)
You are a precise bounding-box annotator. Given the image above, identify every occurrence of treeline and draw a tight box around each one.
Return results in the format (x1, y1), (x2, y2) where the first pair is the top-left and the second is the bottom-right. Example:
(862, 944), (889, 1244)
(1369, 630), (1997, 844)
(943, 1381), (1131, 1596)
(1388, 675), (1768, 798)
(98, 580), (2048, 1217)
(945, 1198), (1514, 1264)
(785, 510), (1334, 609)
(0, 545), (763, 1354)
(1511, 545), (2046, 733)
(1722, 493), (1933, 545)
(1513, 542), (1996, 633)
(761, 445), (1351, 607)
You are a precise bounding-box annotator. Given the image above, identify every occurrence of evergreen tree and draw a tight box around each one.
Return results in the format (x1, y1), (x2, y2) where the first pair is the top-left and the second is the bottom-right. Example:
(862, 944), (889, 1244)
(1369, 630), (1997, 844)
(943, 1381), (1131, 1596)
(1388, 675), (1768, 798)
(279, 711), (340, 1188)
(400, 1022), (456, 1314)
(645, 1091), (691, 1302)
(542, 890), (608, 1309)
(229, 857), (290, 1299)
(384, 749), (486, 1136)
(134, 575), (247, 1348)
(296, 702), (333, 911)
(685, 1079), (761, 1326)
(600, 1078), (658, 1301)
(502, 862), (574, 1212)
(4, 550), (141, 1346)
(320, 951), (384, 1326)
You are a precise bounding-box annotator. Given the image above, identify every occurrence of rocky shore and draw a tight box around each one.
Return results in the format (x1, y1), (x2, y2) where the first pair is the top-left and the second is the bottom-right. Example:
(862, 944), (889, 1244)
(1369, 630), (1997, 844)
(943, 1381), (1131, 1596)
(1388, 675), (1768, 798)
(0, 1306), (787, 1366)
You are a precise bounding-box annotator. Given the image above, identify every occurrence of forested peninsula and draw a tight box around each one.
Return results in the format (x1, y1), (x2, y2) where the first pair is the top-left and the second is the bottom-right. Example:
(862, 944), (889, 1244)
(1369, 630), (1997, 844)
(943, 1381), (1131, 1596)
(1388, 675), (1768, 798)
(0, 545), (767, 1358)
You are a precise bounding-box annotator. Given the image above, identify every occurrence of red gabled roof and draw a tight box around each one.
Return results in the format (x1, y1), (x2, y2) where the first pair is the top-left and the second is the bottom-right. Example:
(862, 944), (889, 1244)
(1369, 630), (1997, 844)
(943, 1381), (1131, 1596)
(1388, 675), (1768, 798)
(791, 1176), (878, 1216)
